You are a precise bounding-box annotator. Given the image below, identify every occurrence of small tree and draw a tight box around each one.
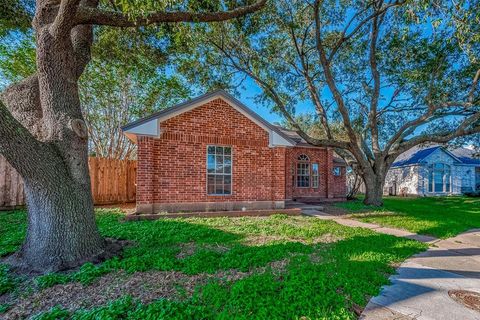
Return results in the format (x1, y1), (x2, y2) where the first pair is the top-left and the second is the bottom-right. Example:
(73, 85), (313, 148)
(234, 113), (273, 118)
(0, 0), (266, 273)
(184, 0), (480, 205)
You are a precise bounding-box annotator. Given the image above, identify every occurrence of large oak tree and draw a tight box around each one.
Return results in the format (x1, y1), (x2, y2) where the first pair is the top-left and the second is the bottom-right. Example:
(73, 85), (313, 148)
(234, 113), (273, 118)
(1, 26), (192, 160)
(185, 0), (480, 205)
(0, 0), (266, 273)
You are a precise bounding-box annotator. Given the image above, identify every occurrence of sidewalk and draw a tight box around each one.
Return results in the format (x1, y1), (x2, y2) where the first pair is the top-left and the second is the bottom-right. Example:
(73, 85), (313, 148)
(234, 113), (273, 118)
(303, 210), (480, 320)
(303, 209), (437, 243)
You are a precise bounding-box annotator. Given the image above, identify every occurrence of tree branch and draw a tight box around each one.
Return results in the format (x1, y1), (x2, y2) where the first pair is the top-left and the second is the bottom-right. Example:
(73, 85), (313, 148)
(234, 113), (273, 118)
(327, 0), (405, 63)
(0, 75), (44, 139)
(368, 4), (383, 154)
(50, 0), (82, 38)
(313, 0), (357, 145)
(0, 100), (52, 178)
(469, 68), (480, 104)
(71, 0), (100, 78)
(394, 112), (480, 155)
(75, 0), (267, 26)
(1, 0), (99, 138)
(286, 18), (332, 139)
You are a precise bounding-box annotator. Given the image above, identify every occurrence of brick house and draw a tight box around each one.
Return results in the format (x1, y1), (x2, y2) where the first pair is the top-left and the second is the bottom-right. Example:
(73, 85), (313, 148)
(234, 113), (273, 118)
(123, 90), (346, 214)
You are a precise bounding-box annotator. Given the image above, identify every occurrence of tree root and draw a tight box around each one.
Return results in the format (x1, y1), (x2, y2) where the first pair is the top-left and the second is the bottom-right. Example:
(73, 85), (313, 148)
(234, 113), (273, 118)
(2, 238), (131, 276)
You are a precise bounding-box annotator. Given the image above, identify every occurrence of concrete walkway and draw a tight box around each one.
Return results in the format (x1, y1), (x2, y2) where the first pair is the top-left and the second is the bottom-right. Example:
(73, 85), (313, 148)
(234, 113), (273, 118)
(303, 209), (438, 243)
(303, 210), (480, 320)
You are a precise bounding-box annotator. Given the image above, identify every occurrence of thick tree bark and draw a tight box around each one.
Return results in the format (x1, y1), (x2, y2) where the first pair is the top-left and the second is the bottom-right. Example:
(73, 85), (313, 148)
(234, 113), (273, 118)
(0, 0), (109, 273)
(363, 173), (386, 206)
(7, 169), (106, 273)
(360, 158), (393, 206)
(1, 97), (107, 272)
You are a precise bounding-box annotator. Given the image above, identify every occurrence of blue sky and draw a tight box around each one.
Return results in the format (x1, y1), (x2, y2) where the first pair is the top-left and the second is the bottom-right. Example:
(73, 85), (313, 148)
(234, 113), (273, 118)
(235, 79), (281, 123)
(233, 77), (312, 125)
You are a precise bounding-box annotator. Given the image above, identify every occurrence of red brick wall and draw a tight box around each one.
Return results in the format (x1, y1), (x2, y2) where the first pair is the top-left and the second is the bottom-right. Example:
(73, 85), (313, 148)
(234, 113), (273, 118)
(136, 98), (286, 208)
(286, 147), (329, 199)
(285, 147), (346, 199)
(136, 98), (346, 211)
(332, 166), (347, 197)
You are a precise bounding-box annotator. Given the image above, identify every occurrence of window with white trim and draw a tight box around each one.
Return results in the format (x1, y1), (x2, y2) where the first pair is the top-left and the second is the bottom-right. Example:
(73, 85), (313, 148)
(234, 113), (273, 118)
(312, 163), (319, 188)
(297, 154), (310, 188)
(428, 163), (451, 193)
(207, 146), (232, 195)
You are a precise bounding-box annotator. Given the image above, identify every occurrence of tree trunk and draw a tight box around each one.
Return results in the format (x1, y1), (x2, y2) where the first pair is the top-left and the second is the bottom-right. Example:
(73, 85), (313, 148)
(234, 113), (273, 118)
(363, 172), (386, 206)
(1, 0), (112, 273)
(7, 172), (106, 272)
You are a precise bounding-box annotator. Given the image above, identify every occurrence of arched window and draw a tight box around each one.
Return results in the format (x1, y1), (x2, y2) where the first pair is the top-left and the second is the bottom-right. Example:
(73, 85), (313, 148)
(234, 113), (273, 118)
(298, 154), (310, 161)
(297, 154), (311, 188)
(428, 163), (451, 193)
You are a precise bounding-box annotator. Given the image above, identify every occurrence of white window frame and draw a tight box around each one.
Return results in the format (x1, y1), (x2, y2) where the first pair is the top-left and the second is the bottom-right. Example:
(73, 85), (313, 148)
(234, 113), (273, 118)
(296, 154), (311, 188)
(312, 163), (319, 188)
(428, 163), (451, 193)
(206, 145), (233, 195)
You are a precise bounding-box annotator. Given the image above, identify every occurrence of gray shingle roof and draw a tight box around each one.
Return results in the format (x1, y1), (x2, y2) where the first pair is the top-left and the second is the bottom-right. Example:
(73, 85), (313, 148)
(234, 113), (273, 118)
(452, 147), (480, 165)
(392, 145), (480, 167)
(272, 125), (346, 165)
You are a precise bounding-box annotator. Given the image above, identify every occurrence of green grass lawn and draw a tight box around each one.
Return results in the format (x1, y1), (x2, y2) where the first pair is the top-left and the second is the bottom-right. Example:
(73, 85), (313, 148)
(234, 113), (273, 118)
(337, 196), (480, 239)
(0, 209), (426, 319)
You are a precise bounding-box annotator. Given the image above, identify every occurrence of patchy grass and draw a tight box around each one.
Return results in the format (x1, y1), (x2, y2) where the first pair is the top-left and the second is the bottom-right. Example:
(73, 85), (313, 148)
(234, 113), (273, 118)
(0, 265), (16, 295)
(0, 209), (426, 319)
(337, 196), (480, 239)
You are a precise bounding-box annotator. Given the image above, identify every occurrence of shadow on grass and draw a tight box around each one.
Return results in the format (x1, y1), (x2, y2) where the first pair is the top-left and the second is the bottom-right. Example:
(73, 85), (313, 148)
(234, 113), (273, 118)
(1, 211), (426, 319)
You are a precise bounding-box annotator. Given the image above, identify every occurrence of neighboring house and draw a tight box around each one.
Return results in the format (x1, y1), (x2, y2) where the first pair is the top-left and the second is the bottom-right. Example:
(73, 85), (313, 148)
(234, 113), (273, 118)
(123, 90), (346, 214)
(385, 145), (480, 196)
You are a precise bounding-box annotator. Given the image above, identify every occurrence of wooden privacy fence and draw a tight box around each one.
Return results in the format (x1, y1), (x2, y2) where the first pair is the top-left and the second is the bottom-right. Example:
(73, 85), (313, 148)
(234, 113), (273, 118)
(0, 156), (137, 209)
(0, 156), (25, 209)
(89, 157), (137, 205)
